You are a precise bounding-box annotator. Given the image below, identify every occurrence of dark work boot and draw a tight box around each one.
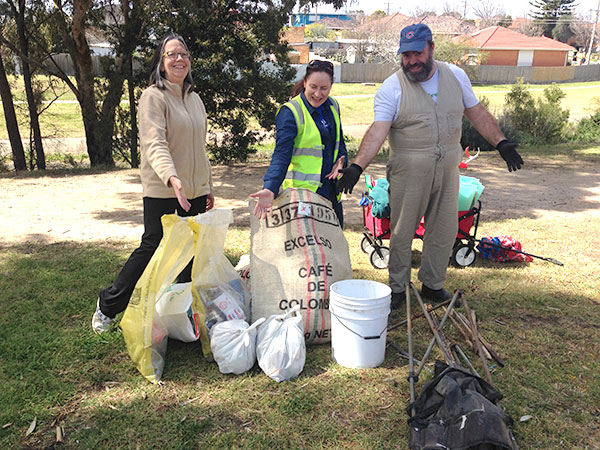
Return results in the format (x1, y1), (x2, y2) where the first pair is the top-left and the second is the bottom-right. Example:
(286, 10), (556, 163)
(420, 285), (451, 303)
(390, 291), (405, 310)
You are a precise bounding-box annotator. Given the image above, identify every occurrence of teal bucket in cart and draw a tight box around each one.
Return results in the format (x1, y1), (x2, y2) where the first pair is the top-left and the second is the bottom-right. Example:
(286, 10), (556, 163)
(459, 175), (485, 210)
(329, 280), (391, 368)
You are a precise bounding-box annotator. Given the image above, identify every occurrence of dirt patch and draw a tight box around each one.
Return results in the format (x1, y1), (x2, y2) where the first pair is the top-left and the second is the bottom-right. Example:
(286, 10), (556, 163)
(1, 152), (599, 245)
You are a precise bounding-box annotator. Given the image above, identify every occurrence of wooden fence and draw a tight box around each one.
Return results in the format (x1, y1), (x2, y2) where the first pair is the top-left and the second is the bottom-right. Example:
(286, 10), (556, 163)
(340, 63), (398, 83)
(339, 63), (600, 84)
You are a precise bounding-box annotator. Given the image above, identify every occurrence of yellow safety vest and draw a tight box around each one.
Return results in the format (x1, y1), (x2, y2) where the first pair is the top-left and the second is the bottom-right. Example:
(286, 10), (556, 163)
(280, 95), (341, 196)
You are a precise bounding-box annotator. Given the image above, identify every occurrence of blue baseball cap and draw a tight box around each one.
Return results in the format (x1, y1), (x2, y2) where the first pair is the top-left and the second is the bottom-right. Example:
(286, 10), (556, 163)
(397, 24), (433, 54)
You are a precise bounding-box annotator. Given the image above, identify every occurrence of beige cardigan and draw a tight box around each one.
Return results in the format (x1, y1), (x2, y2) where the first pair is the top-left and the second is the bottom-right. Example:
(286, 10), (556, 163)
(139, 80), (212, 199)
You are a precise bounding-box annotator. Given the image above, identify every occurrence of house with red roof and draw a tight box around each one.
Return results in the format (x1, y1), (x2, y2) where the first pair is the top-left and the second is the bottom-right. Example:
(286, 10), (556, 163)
(453, 26), (575, 67)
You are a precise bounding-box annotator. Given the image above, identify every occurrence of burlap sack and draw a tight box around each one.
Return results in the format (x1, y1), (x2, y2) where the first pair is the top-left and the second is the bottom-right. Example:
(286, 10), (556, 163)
(249, 188), (353, 344)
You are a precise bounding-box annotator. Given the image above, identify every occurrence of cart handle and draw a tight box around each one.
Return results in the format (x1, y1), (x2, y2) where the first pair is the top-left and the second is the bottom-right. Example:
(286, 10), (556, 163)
(459, 147), (480, 168)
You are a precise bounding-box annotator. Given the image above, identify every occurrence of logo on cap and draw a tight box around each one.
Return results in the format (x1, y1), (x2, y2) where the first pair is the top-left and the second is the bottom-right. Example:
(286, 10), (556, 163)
(406, 31), (415, 39)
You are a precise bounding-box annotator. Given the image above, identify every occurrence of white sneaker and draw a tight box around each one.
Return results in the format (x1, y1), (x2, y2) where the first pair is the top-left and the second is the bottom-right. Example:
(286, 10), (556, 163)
(92, 299), (114, 334)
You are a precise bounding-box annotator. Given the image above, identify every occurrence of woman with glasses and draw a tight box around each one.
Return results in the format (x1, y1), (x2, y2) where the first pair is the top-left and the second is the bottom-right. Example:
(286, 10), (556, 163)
(250, 59), (347, 226)
(92, 34), (214, 333)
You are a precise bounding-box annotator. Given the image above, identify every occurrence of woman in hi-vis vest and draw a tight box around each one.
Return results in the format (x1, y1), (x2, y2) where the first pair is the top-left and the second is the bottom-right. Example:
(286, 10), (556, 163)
(250, 60), (348, 227)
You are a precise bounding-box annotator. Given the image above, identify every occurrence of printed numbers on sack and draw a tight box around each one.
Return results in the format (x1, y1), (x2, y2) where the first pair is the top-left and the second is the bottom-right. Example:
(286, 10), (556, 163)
(313, 204), (337, 226)
(266, 203), (298, 227)
(266, 202), (338, 228)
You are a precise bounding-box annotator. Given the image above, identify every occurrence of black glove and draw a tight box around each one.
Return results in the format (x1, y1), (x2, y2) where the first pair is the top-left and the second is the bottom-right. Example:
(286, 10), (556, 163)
(497, 140), (523, 172)
(336, 163), (363, 194)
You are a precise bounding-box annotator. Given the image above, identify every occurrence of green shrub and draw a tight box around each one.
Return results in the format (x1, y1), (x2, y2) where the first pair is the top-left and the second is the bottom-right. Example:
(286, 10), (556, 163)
(461, 96), (519, 151)
(502, 80), (569, 144)
(0, 152), (11, 172)
(569, 111), (600, 143)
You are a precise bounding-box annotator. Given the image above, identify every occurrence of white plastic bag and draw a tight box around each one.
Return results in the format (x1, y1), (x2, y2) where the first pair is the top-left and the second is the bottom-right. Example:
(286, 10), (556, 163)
(155, 282), (200, 342)
(210, 318), (266, 375)
(256, 306), (306, 382)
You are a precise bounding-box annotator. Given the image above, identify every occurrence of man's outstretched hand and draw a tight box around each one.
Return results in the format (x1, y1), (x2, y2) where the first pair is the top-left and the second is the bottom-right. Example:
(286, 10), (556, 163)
(336, 163), (363, 194)
(497, 140), (523, 172)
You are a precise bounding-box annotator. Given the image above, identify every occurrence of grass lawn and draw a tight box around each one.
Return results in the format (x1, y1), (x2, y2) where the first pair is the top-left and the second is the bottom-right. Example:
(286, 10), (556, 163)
(1, 145), (599, 448)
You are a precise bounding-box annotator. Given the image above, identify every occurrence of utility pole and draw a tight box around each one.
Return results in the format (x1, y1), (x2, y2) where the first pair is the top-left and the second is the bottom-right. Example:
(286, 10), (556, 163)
(463, 0), (468, 19)
(586, 0), (600, 65)
(385, 2), (391, 15)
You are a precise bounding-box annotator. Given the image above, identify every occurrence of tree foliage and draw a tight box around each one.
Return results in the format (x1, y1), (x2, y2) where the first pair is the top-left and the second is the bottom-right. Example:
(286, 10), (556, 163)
(1, 0), (349, 168)
(529, 0), (576, 38)
(369, 10), (386, 20)
(305, 23), (336, 41)
(434, 37), (487, 79)
(552, 14), (575, 43)
(567, 14), (593, 49)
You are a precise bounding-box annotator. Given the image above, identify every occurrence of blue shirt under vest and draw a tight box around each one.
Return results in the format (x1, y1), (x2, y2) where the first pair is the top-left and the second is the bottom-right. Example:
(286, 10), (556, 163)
(263, 92), (347, 204)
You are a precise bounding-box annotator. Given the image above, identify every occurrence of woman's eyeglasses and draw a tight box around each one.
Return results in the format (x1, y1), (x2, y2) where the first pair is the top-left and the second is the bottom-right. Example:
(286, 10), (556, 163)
(163, 51), (191, 61)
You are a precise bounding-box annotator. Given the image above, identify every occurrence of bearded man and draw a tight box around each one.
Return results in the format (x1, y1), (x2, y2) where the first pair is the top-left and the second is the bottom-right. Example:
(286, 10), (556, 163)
(337, 24), (523, 307)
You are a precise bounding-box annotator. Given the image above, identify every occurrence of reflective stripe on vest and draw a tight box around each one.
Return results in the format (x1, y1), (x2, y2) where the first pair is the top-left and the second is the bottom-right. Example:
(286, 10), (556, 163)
(279, 95), (341, 194)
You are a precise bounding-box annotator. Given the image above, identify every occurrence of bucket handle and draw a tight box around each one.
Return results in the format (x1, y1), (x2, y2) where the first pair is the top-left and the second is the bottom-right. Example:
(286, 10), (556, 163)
(330, 310), (387, 340)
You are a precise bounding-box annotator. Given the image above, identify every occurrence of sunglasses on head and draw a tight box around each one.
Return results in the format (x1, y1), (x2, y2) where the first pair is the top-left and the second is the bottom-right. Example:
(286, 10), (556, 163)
(308, 60), (333, 71)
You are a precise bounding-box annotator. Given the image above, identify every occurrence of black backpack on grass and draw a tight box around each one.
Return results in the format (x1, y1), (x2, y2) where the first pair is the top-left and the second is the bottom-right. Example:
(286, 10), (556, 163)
(407, 360), (518, 450)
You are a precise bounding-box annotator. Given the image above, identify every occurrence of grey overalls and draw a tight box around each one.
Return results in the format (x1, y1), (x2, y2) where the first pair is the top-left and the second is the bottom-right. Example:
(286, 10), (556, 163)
(386, 61), (464, 292)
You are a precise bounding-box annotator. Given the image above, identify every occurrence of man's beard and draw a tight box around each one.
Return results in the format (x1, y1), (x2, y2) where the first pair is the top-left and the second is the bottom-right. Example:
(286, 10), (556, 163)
(401, 52), (434, 82)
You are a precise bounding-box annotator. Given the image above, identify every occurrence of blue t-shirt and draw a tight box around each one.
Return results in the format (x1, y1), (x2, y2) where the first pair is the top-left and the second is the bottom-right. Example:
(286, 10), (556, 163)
(263, 92), (347, 204)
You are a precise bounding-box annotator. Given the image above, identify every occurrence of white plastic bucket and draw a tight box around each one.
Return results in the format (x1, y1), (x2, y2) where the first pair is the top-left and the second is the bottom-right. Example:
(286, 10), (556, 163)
(329, 280), (391, 368)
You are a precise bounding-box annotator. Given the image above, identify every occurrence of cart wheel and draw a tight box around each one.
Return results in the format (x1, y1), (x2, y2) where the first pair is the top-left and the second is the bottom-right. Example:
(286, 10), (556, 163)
(453, 244), (477, 267)
(370, 246), (390, 269)
(361, 236), (382, 254)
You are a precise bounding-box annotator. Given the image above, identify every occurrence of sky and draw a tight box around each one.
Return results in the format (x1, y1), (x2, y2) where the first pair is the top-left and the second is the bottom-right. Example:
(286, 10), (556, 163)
(311, 0), (600, 21)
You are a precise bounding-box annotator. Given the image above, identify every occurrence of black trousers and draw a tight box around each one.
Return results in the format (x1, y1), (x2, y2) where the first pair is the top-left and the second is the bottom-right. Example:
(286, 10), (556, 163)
(332, 198), (343, 228)
(99, 195), (207, 318)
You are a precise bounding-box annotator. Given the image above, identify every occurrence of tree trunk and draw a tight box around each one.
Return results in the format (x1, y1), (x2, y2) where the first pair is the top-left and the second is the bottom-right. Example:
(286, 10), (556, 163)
(16, 0), (45, 170)
(95, 55), (128, 165)
(0, 53), (27, 171)
(20, 61), (46, 170)
(67, 0), (115, 167)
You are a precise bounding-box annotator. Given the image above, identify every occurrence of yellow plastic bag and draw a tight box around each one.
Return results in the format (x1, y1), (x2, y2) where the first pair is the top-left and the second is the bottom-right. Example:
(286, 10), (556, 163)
(120, 209), (250, 383)
(191, 209), (251, 356)
(120, 214), (200, 383)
